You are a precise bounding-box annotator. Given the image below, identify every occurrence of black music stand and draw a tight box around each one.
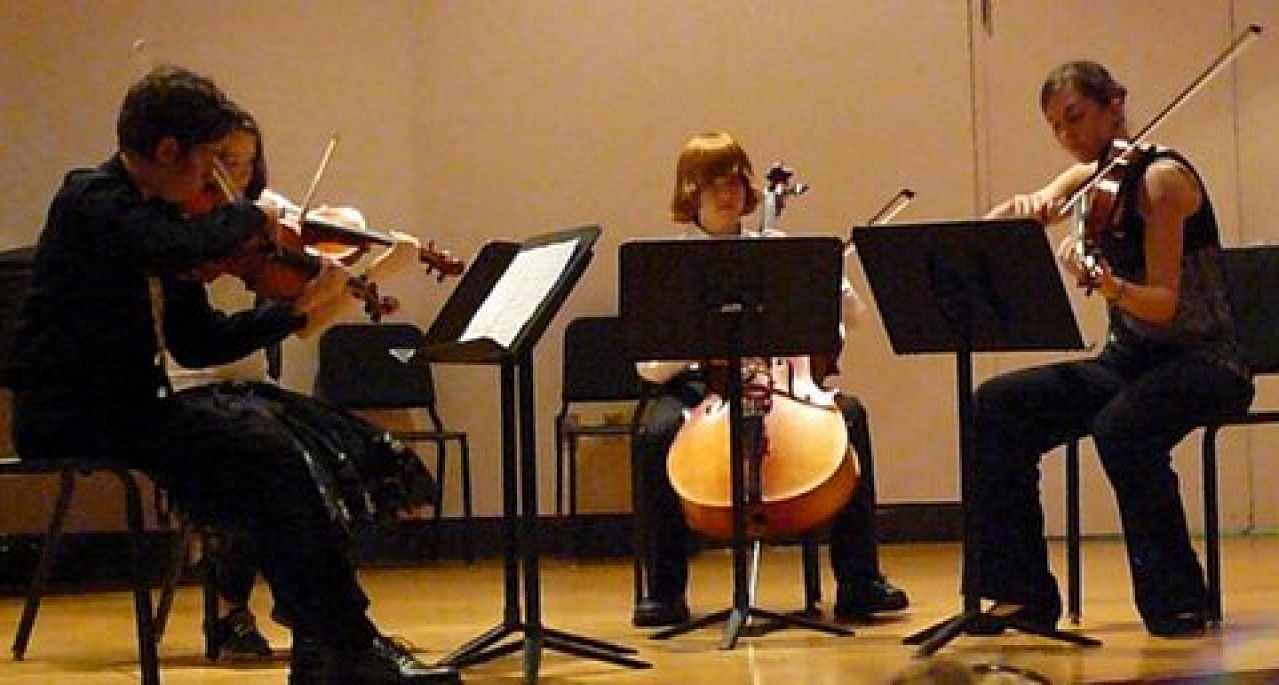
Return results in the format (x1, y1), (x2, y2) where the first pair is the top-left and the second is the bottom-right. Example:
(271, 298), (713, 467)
(851, 218), (1100, 656)
(619, 235), (853, 649)
(422, 225), (650, 684)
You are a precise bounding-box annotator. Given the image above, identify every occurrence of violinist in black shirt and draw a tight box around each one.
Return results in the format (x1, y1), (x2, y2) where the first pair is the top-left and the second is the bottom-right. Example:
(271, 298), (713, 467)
(8, 65), (458, 685)
(968, 60), (1253, 638)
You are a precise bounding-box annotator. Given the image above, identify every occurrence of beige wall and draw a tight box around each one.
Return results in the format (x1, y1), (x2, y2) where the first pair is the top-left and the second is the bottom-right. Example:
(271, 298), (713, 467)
(3, 1), (1278, 536)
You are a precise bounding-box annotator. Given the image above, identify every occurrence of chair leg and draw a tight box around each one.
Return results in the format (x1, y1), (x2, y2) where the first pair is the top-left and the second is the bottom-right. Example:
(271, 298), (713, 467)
(201, 535), (220, 661)
(113, 468), (162, 685)
(567, 438), (580, 519)
(1066, 439), (1082, 625)
(801, 536), (822, 615)
(458, 438), (475, 564)
(431, 441), (448, 559)
(554, 415), (567, 516)
(153, 517), (196, 641)
(12, 468), (77, 661)
(1203, 427), (1222, 625)
(567, 436), (582, 559)
(629, 440), (648, 605)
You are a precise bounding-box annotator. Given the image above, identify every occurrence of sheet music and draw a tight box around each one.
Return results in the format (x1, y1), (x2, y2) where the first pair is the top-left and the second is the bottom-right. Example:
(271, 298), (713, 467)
(460, 237), (579, 348)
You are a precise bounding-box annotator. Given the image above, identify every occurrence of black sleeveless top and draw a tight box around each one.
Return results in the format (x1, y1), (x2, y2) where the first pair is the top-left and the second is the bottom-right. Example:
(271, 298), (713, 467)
(1099, 147), (1248, 378)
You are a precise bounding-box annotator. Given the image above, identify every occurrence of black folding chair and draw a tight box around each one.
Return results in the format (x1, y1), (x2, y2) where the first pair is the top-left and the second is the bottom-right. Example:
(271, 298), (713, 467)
(315, 322), (475, 562)
(554, 316), (649, 518)
(1064, 244), (1279, 626)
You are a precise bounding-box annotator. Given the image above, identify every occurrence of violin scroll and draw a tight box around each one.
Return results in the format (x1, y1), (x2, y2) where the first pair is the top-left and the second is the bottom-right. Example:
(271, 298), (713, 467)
(419, 242), (465, 281)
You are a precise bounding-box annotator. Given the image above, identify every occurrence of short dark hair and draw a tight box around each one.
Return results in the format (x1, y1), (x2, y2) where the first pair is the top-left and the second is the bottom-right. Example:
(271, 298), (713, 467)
(116, 64), (239, 158)
(1040, 60), (1127, 111)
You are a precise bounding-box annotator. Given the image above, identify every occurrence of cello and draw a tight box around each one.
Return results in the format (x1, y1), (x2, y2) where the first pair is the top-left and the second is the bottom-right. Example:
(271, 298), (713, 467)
(665, 164), (858, 540)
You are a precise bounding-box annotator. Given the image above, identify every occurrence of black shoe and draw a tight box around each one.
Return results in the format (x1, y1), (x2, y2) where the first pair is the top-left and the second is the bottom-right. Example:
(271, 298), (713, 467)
(631, 598), (690, 628)
(1146, 610), (1207, 638)
(834, 578), (910, 619)
(271, 604), (294, 629)
(290, 636), (341, 685)
(208, 606), (273, 661)
(966, 601), (1061, 636)
(290, 635), (460, 685)
(347, 635), (461, 685)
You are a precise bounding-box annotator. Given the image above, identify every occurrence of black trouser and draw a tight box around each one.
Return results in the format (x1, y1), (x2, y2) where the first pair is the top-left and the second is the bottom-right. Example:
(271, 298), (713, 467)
(14, 388), (376, 648)
(966, 346), (1252, 626)
(204, 528), (258, 607)
(633, 377), (884, 603)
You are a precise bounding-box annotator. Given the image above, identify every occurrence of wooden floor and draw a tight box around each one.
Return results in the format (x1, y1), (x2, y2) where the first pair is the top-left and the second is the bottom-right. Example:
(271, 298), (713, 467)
(2, 537), (1279, 684)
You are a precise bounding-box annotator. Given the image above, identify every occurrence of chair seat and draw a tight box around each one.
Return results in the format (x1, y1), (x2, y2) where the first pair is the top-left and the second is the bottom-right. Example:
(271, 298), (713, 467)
(0, 455), (126, 475)
(1213, 409), (1279, 427)
(395, 429), (468, 442)
(565, 423), (633, 437)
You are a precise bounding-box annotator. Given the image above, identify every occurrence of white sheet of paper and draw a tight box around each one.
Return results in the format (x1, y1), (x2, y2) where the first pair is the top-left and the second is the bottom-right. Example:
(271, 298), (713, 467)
(460, 238), (579, 348)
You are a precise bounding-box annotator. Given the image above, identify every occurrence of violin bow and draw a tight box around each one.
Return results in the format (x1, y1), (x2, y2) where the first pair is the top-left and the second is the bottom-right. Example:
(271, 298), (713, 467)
(295, 130), (342, 222)
(1056, 24), (1262, 224)
(209, 159), (239, 202)
(844, 188), (916, 255)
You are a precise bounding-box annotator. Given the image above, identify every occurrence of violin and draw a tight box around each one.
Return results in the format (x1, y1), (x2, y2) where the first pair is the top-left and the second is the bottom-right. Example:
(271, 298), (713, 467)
(285, 210), (465, 281)
(1058, 24), (1262, 293)
(185, 163), (464, 322)
(187, 201), (401, 322)
(1072, 139), (1154, 292)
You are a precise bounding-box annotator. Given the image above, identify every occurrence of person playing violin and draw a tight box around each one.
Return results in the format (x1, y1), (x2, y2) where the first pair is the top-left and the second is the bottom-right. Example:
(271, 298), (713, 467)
(630, 131), (909, 627)
(167, 106), (280, 661)
(970, 60), (1253, 637)
(175, 105), (432, 663)
(8, 65), (459, 685)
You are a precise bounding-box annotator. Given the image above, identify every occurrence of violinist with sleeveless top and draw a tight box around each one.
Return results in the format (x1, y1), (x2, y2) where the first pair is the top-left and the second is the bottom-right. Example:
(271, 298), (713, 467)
(631, 131), (909, 628)
(8, 65), (459, 685)
(969, 61), (1253, 637)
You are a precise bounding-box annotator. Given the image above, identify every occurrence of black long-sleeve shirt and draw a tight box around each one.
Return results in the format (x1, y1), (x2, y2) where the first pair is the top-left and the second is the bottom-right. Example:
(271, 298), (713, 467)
(10, 155), (301, 414)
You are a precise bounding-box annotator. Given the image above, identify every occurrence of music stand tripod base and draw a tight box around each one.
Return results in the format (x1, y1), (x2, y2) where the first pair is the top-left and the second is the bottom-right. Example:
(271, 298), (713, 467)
(651, 605), (852, 650)
(443, 622), (650, 670)
(904, 609), (1101, 657)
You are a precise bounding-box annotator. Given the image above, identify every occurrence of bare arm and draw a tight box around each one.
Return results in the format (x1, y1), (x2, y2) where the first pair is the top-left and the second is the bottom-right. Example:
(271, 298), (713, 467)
(986, 163), (1094, 224)
(1108, 159), (1198, 324)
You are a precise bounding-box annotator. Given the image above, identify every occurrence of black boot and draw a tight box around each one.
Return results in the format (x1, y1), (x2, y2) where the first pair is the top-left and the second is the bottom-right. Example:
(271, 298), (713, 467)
(208, 606), (273, 661)
(834, 577), (910, 620)
(346, 635), (461, 685)
(289, 635), (341, 685)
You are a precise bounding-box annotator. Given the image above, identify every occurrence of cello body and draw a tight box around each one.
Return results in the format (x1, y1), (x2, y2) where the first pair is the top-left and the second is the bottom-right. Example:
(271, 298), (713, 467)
(666, 356), (859, 541)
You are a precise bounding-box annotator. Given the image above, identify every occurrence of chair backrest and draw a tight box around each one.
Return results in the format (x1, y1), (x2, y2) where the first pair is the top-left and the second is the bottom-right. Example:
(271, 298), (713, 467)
(314, 322), (438, 410)
(562, 315), (645, 403)
(1220, 245), (1279, 375)
(0, 246), (35, 388)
